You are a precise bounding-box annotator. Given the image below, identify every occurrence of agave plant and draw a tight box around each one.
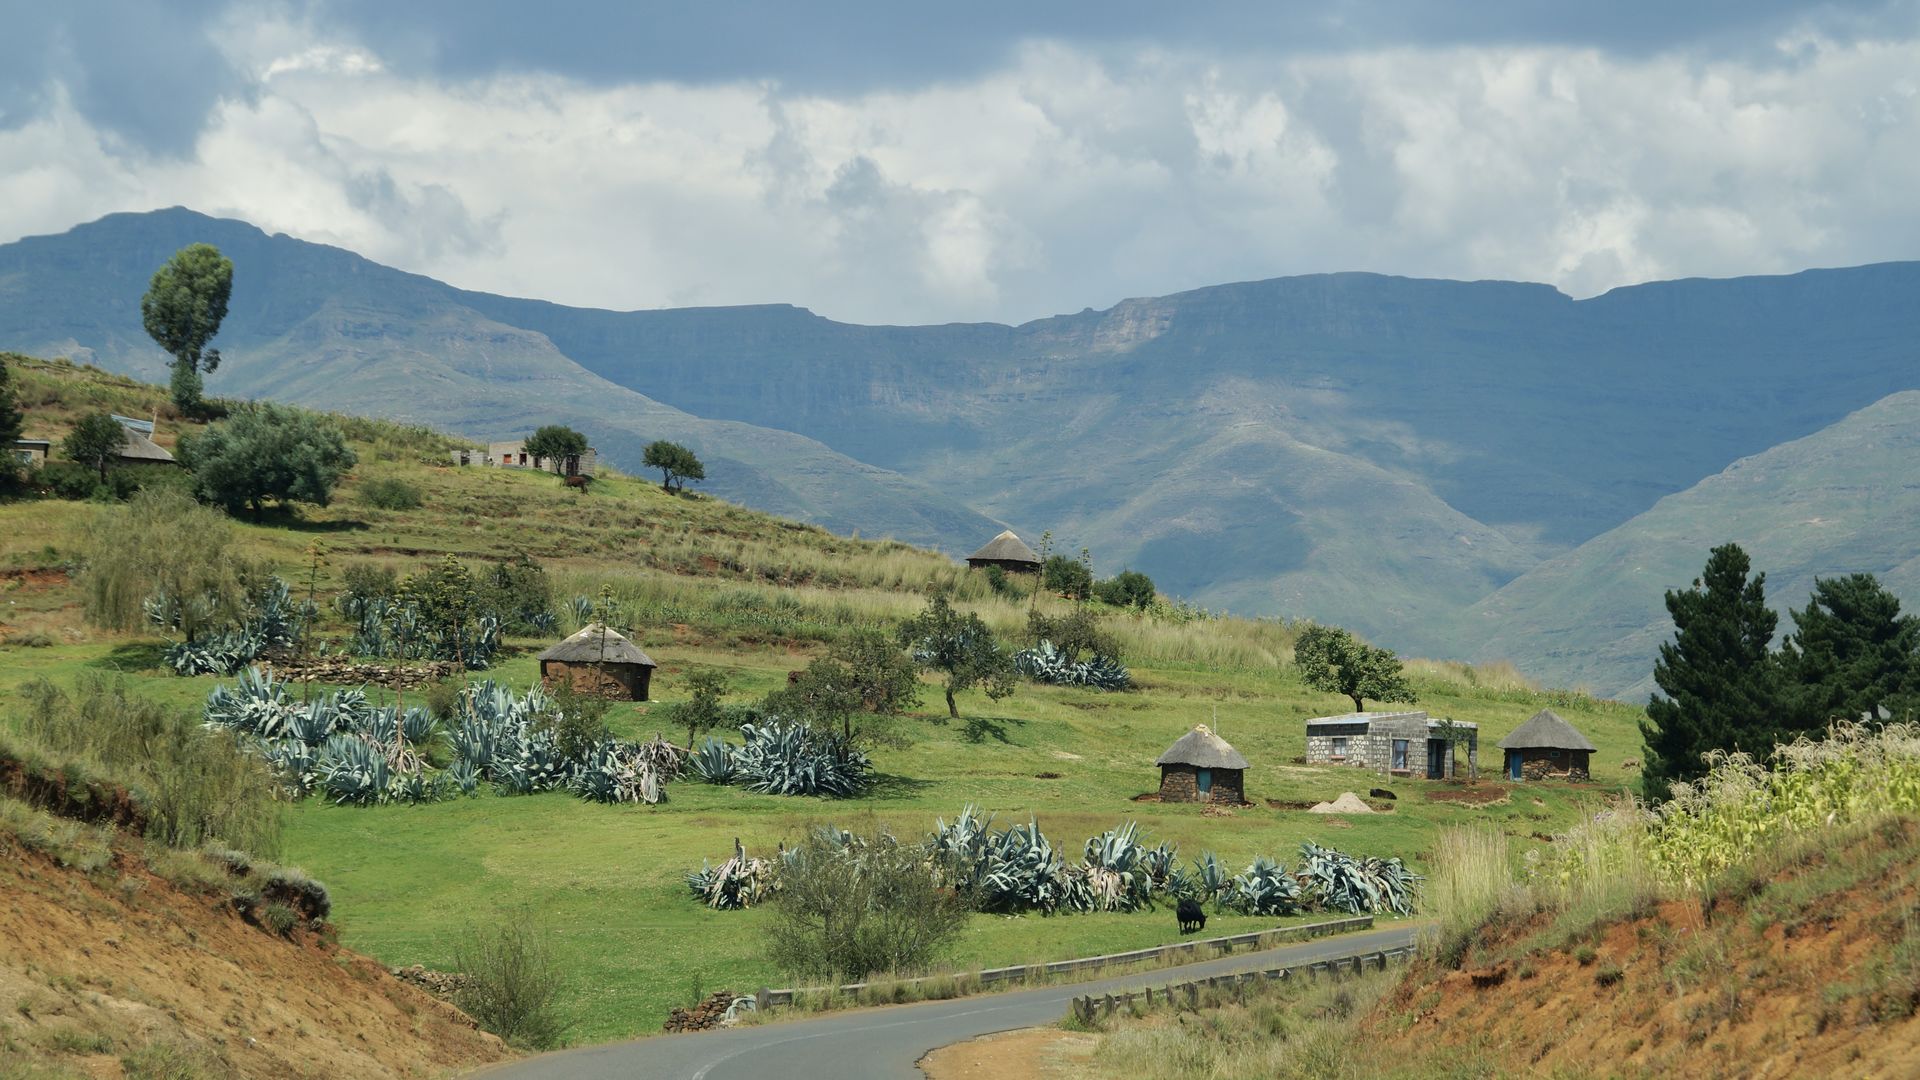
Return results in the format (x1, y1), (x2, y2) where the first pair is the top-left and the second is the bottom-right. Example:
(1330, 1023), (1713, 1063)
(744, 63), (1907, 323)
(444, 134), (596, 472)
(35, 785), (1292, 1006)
(570, 738), (668, 805)
(1013, 640), (1131, 691)
(316, 735), (391, 806)
(1296, 842), (1418, 916)
(1075, 822), (1153, 912)
(930, 804), (994, 889)
(689, 737), (737, 784)
(687, 838), (779, 910)
(976, 817), (1069, 913)
(732, 721), (872, 798)
(1139, 840), (1192, 899)
(1225, 856), (1305, 916)
(1188, 851), (1232, 907)
(386, 769), (446, 806)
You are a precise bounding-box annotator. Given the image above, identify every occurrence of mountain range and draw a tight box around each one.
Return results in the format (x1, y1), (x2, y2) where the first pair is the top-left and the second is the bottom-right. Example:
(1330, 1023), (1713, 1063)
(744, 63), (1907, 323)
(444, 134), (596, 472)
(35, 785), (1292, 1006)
(3, 207), (1918, 697)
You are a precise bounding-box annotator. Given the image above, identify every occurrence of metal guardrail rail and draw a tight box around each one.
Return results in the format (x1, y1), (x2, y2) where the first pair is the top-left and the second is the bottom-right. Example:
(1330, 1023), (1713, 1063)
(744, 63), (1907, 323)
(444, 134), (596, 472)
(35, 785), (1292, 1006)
(755, 915), (1377, 1009)
(1067, 943), (1418, 1024)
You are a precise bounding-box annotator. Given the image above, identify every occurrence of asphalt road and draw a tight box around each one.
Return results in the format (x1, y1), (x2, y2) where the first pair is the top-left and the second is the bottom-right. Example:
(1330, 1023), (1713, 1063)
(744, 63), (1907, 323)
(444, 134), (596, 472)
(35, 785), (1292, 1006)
(479, 923), (1419, 1080)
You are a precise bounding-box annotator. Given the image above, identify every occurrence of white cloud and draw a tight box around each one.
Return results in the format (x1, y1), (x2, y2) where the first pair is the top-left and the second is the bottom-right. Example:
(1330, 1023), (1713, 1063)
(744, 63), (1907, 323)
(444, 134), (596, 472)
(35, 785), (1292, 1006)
(2, 18), (1918, 324)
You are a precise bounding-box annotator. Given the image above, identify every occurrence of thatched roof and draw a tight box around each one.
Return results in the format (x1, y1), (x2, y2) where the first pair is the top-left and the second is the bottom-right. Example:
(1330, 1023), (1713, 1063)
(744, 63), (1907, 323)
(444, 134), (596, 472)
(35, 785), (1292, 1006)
(117, 427), (175, 464)
(1156, 725), (1249, 770)
(967, 530), (1041, 566)
(1497, 709), (1596, 751)
(536, 624), (656, 667)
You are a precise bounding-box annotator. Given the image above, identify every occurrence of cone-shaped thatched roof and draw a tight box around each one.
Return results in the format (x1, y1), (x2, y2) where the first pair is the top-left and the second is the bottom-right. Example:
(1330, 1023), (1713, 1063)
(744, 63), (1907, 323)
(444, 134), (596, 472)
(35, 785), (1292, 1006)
(1497, 709), (1596, 751)
(1156, 724), (1249, 769)
(536, 624), (656, 667)
(967, 529), (1041, 565)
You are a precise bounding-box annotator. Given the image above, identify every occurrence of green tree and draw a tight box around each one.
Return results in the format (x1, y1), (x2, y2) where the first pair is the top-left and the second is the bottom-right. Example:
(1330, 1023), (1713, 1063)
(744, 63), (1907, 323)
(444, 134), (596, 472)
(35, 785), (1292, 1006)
(764, 659), (868, 742)
(1093, 569), (1156, 609)
(180, 403), (357, 517)
(1027, 606), (1120, 663)
(1781, 573), (1920, 728)
(1640, 543), (1783, 800)
(899, 594), (1016, 720)
(522, 425), (589, 475)
(1292, 624), (1415, 713)
(828, 629), (924, 717)
(764, 826), (969, 984)
(1041, 552), (1092, 601)
(675, 667), (731, 748)
(0, 355), (23, 489)
(141, 243), (233, 414)
(63, 412), (126, 484)
(78, 488), (256, 640)
(642, 440), (705, 493)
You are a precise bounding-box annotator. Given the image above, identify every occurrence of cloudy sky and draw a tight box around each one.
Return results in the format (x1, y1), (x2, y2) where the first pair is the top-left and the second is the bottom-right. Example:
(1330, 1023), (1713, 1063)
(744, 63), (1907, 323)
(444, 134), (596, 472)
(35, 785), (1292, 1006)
(4, 2), (1918, 324)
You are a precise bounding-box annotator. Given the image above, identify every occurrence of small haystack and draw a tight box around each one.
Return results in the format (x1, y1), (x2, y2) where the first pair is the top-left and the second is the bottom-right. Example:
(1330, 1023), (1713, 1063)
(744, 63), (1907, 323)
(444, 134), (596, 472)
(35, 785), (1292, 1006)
(1308, 792), (1375, 815)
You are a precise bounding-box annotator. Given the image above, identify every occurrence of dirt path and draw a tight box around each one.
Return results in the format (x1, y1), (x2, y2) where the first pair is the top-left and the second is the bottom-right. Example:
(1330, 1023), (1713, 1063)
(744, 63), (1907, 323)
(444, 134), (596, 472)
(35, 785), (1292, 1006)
(918, 1027), (1094, 1079)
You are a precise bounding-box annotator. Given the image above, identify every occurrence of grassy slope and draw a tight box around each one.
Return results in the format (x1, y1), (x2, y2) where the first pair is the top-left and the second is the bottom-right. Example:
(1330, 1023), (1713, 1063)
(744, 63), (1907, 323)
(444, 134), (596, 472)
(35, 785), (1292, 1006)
(0, 357), (1644, 1043)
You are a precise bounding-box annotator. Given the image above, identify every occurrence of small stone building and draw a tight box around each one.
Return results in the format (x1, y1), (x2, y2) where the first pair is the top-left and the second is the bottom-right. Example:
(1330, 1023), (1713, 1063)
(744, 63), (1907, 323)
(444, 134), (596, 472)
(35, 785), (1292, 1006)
(7, 438), (50, 469)
(1155, 725), (1248, 804)
(1497, 709), (1596, 781)
(965, 530), (1043, 573)
(484, 439), (597, 477)
(537, 624), (656, 701)
(1304, 710), (1478, 779)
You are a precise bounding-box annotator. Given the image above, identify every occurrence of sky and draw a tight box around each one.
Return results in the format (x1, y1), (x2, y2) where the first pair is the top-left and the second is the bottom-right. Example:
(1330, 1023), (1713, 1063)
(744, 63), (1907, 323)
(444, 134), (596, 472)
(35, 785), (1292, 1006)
(3, 1), (1918, 325)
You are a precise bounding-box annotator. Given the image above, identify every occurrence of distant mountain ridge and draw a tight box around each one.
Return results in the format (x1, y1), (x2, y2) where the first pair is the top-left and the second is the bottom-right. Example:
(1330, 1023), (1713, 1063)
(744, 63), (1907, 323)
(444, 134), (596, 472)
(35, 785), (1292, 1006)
(4, 207), (1918, 695)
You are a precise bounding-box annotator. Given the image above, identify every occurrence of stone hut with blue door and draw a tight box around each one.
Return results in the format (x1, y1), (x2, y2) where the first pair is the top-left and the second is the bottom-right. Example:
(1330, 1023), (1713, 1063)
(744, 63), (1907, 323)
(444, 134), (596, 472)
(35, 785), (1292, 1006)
(1497, 709), (1595, 781)
(1156, 725), (1247, 804)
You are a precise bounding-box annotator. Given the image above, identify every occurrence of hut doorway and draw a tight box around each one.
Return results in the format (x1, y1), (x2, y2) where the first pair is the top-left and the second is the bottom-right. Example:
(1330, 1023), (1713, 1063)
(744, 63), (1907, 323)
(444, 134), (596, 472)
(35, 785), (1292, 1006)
(1196, 768), (1213, 796)
(1507, 752), (1523, 780)
(1426, 740), (1446, 780)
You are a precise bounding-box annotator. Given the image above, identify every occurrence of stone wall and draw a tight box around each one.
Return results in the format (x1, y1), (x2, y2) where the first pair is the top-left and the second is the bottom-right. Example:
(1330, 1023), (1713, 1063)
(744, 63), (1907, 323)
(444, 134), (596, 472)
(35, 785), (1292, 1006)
(1515, 748), (1591, 781)
(1305, 722), (1370, 766)
(1159, 765), (1245, 804)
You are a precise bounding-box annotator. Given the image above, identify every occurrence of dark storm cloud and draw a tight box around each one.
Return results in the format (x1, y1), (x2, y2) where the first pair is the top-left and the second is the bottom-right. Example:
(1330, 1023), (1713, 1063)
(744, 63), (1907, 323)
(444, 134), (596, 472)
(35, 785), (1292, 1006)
(1, 0), (247, 155)
(313, 0), (1920, 87)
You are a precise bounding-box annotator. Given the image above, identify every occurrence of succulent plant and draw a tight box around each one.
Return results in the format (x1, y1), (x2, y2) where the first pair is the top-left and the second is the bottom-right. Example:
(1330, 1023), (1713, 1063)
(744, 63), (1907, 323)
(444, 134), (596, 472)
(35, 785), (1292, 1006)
(687, 838), (778, 910)
(1296, 841), (1419, 916)
(1013, 640), (1131, 691)
(1225, 855), (1305, 916)
(732, 721), (872, 798)
(689, 737), (737, 784)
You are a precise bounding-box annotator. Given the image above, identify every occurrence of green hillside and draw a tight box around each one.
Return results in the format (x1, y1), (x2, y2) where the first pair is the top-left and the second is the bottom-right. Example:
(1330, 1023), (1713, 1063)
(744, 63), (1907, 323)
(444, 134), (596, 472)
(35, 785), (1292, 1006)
(8, 209), (1919, 669)
(0, 358), (1644, 1043)
(1457, 391), (1920, 698)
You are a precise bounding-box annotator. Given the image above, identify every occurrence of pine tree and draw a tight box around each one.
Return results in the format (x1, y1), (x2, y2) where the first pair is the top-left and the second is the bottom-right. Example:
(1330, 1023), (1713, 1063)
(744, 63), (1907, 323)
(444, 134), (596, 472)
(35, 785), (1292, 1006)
(1782, 573), (1920, 728)
(1640, 543), (1782, 800)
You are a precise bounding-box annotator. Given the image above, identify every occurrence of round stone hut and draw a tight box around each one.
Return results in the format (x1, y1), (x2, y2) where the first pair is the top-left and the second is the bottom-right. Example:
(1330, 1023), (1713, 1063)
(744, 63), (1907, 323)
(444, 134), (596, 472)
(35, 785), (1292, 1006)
(1155, 724), (1248, 804)
(537, 624), (657, 701)
(1497, 709), (1596, 781)
(965, 530), (1043, 573)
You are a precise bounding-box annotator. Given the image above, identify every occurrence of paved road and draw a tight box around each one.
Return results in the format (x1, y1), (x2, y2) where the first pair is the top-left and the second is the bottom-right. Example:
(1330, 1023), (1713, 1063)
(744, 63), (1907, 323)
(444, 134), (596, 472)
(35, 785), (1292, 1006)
(479, 924), (1418, 1080)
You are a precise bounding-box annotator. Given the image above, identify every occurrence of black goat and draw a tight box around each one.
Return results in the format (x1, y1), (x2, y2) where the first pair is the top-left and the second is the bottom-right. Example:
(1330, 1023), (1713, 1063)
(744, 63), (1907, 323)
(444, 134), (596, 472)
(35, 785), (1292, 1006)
(1176, 897), (1206, 934)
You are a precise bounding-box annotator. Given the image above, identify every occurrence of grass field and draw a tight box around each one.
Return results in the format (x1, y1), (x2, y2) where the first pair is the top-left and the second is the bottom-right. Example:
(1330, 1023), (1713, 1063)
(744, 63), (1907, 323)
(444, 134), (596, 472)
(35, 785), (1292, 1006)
(0, 356), (1651, 1044)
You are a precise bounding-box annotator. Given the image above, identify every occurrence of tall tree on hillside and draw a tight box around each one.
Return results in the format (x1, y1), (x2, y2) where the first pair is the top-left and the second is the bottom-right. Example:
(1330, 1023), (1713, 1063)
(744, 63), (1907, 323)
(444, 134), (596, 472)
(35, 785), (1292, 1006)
(1781, 573), (1920, 728)
(523, 425), (588, 476)
(0, 355), (23, 489)
(1292, 624), (1415, 713)
(1640, 543), (1782, 800)
(899, 593), (1017, 720)
(642, 440), (705, 493)
(141, 244), (234, 415)
(63, 412), (126, 484)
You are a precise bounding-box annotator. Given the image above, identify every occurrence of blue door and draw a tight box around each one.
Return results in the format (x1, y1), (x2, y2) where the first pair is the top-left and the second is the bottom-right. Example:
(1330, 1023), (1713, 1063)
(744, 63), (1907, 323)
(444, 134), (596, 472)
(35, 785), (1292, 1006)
(1196, 768), (1213, 795)
(1508, 752), (1522, 780)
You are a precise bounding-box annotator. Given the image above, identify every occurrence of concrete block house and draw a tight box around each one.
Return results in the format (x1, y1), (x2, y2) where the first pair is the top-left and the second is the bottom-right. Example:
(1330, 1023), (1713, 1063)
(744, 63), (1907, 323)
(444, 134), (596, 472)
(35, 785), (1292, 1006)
(1155, 725), (1248, 804)
(1304, 710), (1478, 779)
(1497, 709), (1596, 781)
(537, 624), (657, 701)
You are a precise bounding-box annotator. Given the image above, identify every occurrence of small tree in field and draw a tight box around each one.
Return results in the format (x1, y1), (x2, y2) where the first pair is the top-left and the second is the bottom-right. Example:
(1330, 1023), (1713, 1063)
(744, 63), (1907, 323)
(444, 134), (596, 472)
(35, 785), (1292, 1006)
(643, 440), (705, 493)
(1042, 552), (1092, 601)
(522, 425), (588, 475)
(1292, 624), (1415, 712)
(900, 594), (1016, 720)
(1093, 569), (1156, 609)
(181, 404), (357, 517)
(0, 355), (23, 489)
(676, 667), (731, 748)
(79, 488), (254, 639)
(63, 412), (126, 484)
(141, 243), (233, 414)
(829, 629), (924, 717)
(764, 826), (969, 985)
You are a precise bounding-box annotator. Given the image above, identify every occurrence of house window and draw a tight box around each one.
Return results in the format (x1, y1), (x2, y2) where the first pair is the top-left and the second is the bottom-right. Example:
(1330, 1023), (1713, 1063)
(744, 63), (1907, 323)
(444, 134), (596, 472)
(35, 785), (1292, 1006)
(1550, 749), (1562, 758)
(1392, 739), (1409, 770)
(1330, 736), (1348, 759)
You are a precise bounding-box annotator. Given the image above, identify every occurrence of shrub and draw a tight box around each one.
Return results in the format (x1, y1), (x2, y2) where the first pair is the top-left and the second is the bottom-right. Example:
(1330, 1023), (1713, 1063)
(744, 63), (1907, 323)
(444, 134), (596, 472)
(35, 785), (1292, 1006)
(79, 489), (260, 639)
(453, 912), (572, 1050)
(732, 721), (872, 797)
(36, 459), (105, 500)
(1041, 554), (1092, 600)
(178, 402), (357, 517)
(360, 476), (423, 510)
(765, 826), (969, 984)
(120, 1039), (227, 1080)
(1093, 569), (1157, 609)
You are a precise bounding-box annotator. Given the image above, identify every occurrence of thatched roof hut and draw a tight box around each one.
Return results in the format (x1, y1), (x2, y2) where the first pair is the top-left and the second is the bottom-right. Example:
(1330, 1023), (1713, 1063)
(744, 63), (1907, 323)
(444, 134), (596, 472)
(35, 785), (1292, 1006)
(1497, 709), (1596, 781)
(537, 624), (657, 701)
(116, 426), (175, 465)
(1155, 724), (1248, 804)
(966, 530), (1042, 572)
